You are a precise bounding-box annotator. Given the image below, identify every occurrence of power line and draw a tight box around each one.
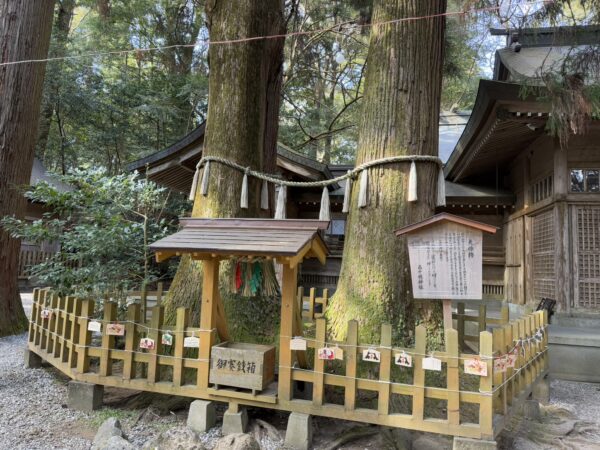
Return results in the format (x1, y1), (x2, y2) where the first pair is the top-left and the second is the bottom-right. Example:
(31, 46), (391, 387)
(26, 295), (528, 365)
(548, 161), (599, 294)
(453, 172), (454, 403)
(0, 5), (506, 68)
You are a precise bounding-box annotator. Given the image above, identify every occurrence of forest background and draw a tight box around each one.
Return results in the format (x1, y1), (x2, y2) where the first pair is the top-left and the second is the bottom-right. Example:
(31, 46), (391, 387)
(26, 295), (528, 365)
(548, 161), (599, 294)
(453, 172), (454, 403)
(36, 0), (532, 173)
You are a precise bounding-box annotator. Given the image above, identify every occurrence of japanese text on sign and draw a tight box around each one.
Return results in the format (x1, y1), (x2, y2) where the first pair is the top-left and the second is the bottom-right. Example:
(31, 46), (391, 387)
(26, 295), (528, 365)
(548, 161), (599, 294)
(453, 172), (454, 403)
(406, 222), (483, 300)
(214, 358), (257, 374)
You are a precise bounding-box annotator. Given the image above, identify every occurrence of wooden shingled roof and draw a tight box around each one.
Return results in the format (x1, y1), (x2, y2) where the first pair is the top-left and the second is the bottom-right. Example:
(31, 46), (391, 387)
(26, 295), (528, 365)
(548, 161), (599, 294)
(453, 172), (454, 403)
(394, 213), (497, 236)
(150, 218), (330, 267)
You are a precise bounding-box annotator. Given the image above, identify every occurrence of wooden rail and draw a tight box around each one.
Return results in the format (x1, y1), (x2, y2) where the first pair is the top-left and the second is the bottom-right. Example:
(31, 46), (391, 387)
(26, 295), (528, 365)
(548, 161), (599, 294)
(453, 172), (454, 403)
(297, 287), (328, 322)
(454, 303), (510, 349)
(18, 249), (54, 279)
(18, 249), (80, 279)
(28, 288), (548, 441)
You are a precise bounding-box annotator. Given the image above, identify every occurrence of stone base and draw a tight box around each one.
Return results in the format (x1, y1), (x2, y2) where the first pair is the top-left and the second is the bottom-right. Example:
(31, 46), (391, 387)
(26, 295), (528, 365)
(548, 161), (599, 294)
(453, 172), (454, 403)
(187, 400), (216, 433)
(222, 407), (248, 435)
(24, 349), (42, 369)
(453, 437), (497, 450)
(284, 412), (313, 450)
(68, 381), (103, 411)
(533, 377), (550, 405)
(523, 399), (541, 420)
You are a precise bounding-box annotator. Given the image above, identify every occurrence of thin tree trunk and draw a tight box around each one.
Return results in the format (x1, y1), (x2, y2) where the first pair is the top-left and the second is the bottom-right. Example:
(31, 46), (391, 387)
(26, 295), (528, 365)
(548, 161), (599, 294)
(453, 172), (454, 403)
(36, 0), (75, 160)
(163, 0), (284, 343)
(0, 0), (55, 337)
(327, 0), (446, 345)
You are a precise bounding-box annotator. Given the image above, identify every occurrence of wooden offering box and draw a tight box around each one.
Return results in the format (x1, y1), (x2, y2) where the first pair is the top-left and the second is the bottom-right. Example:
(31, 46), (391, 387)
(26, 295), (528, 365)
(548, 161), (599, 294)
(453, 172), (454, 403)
(209, 342), (276, 393)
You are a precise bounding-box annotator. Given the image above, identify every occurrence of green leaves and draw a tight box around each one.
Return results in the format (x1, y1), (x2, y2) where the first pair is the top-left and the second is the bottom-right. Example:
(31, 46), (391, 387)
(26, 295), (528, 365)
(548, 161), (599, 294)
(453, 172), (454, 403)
(2, 168), (184, 300)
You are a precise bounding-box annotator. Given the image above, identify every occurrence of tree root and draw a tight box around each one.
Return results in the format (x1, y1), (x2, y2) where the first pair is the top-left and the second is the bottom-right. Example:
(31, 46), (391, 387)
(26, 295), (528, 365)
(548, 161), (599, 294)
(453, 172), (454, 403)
(249, 419), (282, 443)
(322, 426), (380, 450)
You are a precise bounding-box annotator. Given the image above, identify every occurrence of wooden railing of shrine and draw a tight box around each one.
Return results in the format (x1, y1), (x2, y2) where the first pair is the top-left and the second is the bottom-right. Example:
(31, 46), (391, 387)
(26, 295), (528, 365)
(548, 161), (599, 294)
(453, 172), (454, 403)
(454, 303), (510, 349)
(18, 249), (54, 279)
(297, 287), (329, 322)
(28, 288), (548, 441)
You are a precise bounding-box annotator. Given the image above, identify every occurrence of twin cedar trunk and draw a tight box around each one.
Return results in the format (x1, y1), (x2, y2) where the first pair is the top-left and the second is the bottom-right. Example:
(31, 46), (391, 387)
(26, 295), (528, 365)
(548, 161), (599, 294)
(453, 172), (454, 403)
(0, 1), (55, 337)
(163, 1), (284, 339)
(328, 0), (447, 344)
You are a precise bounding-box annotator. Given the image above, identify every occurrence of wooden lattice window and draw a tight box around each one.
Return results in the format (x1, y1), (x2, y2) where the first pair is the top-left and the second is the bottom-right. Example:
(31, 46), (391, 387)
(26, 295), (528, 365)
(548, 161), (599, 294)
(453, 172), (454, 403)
(532, 211), (555, 302)
(530, 174), (553, 204)
(575, 207), (600, 309)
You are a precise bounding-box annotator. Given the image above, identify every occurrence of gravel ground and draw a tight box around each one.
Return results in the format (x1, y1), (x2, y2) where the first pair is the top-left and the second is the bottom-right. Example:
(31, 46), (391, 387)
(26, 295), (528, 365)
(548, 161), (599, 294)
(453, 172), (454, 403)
(0, 333), (91, 450)
(3, 294), (600, 449)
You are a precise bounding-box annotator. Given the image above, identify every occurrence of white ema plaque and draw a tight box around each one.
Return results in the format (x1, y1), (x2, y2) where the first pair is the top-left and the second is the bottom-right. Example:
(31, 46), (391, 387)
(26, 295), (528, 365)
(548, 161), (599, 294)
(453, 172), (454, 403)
(406, 222), (483, 300)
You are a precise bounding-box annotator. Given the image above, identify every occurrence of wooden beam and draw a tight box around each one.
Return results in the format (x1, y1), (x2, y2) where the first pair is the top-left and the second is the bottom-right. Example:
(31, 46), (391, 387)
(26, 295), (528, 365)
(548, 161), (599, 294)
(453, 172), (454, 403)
(310, 239), (328, 265)
(155, 251), (176, 263)
(279, 263), (298, 402)
(199, 258), (220, 390)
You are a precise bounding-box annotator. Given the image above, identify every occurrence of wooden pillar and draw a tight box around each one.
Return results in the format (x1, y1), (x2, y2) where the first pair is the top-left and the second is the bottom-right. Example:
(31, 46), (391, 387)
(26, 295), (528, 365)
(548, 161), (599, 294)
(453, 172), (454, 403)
(278, 263), (298, 403)
(199, 258), (220, 390)
(554, 140), (570, 312)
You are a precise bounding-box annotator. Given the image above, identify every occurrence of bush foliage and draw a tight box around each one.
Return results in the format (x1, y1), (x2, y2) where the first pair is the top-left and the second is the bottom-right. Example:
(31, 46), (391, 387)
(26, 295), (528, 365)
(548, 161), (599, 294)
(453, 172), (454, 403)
(3, 168), (187, 300)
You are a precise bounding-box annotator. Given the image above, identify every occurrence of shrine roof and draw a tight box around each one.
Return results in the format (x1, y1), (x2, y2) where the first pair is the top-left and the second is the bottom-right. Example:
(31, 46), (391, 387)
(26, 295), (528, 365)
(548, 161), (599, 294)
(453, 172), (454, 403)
(150, 218), (329, 265)
(394, 213), (498, 236)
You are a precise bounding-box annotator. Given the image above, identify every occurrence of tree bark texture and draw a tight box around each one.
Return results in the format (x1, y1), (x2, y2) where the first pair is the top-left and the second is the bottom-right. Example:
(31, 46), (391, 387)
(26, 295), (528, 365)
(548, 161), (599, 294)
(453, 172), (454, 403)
(0, 0), (55, 337)
(327, 0), (447, 345)
(163, 0), (284, 343)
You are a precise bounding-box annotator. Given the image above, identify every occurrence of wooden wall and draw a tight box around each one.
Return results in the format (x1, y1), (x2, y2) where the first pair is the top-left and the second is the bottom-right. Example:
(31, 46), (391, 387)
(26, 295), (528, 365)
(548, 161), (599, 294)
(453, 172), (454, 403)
(504, 123), (600, 311)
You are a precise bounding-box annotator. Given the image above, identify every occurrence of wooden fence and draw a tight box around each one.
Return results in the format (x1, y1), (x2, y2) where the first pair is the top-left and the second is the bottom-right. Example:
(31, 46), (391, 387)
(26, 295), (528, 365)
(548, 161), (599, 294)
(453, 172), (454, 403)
(297, 287), (328, 321)
(18, 249), (55, 279)
(28, 288), (548, 441)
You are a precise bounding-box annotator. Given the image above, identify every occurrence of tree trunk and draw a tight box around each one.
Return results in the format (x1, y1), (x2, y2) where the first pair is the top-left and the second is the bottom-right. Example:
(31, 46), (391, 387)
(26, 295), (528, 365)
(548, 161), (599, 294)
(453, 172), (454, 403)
(162, 0), (284, 343)
(0, 0), (55, 337)
(327, 0), (447, 345)
(36, 0), (76, 161)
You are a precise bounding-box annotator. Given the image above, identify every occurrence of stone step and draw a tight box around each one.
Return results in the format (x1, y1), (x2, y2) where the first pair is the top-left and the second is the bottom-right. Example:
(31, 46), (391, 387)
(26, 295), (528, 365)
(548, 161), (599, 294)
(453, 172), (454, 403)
(552, 313), (600, 329)
(548, 324), (600, 383)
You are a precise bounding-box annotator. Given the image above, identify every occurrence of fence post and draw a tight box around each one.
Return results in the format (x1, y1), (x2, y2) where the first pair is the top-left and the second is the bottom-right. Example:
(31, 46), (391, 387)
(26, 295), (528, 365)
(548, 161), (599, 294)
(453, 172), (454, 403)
(100, 302), (117, 377)
(40, 289), (50, 350)
(512, 319), (522, 395)
(156, 282), (164, 306)
(173, 307), (189, 387)
(321, 288), (329, 313)
(378, 324), (392, 415)
(501, 305), (509, 324)
(412, 325), (427, 421)
(478, 304), (487, 333)
(297, 287), (304, 319)
(40, 290), (50, 350)
(123, 303), (141, 380)
(479, 331), (494, 439)
(54, 294), (66, 359)
(492, 328), (504, 414)
(69, 297), (82, 369)
(147, 305), (165, 383)
(140, 282), (148, 324)
(344, 320), (358, 411)
(313, 318), (326, 406)
(446, 328), (460, 426)
(76, 299), (95, 374)
(61, 296), (73, 363)
(457, 303), (465, 350)
(47, 293), (59, 355)
(308, 288), (316, 321)
(541, 309), (548, 371)
(31, 289), (41, 345)
(523, 318), (532, 387)
(29, 288), (39, 343)
(502, 324), (513, 409)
